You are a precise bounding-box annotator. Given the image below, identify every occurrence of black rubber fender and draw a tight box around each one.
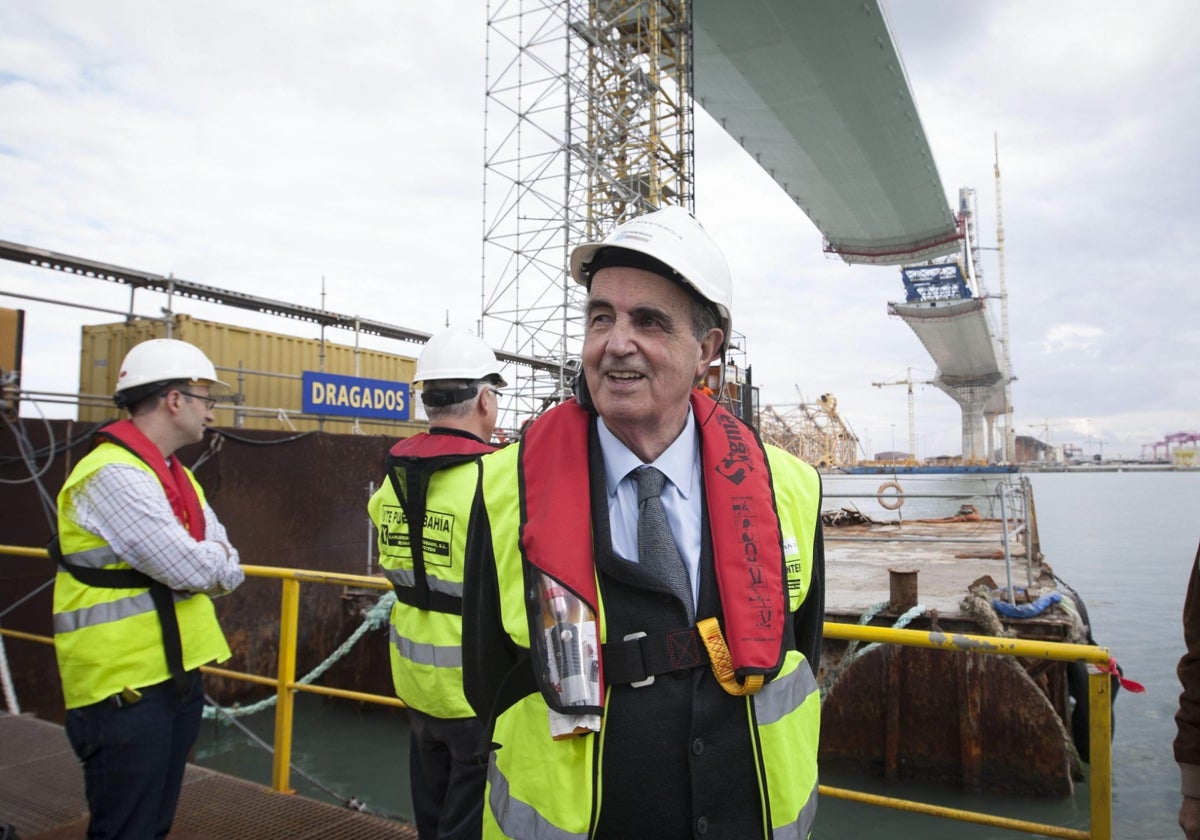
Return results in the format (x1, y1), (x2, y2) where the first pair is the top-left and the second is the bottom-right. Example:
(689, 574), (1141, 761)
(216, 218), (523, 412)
(1064, 588), (1121, 763)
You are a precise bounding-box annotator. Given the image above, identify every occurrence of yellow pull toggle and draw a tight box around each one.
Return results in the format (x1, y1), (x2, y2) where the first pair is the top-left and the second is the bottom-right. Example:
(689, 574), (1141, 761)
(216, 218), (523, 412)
(697, 617), (764, 696)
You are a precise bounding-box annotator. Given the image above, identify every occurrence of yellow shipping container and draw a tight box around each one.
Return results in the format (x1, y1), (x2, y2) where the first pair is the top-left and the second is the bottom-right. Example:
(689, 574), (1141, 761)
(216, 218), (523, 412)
(79, 314), (428, 436)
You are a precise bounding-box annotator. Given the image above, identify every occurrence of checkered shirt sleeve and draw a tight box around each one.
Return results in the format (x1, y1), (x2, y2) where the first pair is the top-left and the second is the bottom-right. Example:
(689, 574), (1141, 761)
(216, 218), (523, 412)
(65, 462), (244, 595)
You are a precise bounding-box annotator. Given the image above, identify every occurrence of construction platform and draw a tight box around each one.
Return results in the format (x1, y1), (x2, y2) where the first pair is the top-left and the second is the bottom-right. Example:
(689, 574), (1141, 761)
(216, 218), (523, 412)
(0, 712), (418, 840)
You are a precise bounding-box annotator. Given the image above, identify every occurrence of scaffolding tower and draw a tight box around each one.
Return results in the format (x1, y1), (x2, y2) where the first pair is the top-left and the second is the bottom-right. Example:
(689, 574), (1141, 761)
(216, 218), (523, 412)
(481, 0), (693, 433)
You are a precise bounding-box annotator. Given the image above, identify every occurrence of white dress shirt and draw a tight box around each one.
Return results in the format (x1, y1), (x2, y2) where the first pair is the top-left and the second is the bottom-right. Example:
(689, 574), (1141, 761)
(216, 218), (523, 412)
(597, 408), (702, 608)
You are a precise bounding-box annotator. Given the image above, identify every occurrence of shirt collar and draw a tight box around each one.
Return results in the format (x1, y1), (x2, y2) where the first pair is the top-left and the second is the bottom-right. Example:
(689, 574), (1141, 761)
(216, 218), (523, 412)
(598, 407), (698, 499)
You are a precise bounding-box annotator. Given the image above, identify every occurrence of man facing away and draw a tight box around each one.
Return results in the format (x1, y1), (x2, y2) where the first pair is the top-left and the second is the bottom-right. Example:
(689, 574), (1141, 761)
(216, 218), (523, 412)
(463, 206), (826, 839)
(52, 338), (244, 839)
(368, 328), (507, 839)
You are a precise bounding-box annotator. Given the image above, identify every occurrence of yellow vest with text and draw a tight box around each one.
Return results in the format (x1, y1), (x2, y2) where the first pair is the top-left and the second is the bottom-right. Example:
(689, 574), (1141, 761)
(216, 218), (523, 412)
(53, 443), (231, 709)
(368, 457), (482, 718)
(478, 436), (822, 840)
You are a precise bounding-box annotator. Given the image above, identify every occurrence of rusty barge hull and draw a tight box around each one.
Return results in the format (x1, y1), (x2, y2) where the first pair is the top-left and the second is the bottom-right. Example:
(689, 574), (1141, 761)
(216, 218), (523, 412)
(818, 477), (1089, 798)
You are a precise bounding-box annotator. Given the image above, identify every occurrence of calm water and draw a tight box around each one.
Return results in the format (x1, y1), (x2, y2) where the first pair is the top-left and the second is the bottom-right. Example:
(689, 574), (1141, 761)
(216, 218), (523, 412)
(193, 470), (1200, 839)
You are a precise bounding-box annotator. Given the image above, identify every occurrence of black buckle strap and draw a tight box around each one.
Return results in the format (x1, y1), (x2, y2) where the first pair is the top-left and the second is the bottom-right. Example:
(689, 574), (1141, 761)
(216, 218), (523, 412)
(392, 583), (463, 616)
(49, 536), (191, 699)
(602, 626), (708, 687)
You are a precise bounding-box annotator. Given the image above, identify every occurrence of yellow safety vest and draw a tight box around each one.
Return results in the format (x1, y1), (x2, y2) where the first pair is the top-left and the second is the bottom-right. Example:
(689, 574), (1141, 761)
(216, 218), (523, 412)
(368, 433), (490, 718)
(53, 442), (231, 709)
(477, 409), (821, 839)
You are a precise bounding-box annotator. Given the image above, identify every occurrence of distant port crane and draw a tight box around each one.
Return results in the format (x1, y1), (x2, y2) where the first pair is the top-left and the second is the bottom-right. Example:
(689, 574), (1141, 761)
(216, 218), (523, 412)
(1143, 431), (1200, 462)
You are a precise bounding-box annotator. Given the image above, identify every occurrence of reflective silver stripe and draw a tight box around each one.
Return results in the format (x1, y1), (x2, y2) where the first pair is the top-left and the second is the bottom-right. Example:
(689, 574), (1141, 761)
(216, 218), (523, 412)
(488, 755), (588, 840)
(771, 783), (819, 840)
(60, 545), (120, 569)
(53, 590), (193, 634)
(389, 625), (463, 668)
(381, 566), (464, 598)
(753, 659), (819, 726)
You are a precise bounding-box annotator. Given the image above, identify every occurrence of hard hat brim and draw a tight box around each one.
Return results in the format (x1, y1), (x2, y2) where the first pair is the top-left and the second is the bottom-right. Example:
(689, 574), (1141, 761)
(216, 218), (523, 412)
(569, 243), (603, 287)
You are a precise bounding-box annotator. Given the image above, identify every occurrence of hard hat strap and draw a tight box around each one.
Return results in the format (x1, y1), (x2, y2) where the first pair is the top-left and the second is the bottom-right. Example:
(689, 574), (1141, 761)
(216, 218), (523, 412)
(421, 384), (482, 407)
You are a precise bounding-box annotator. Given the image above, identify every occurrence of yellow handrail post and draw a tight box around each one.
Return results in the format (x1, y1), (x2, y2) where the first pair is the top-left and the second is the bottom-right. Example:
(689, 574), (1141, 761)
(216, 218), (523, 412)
(271, 577), (301, 793)
(1088, 666), (1113, 840)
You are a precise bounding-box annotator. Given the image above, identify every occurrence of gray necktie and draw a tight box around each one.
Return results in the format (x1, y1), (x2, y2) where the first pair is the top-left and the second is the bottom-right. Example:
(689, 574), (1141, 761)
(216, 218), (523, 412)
(634, 466), (694, 622)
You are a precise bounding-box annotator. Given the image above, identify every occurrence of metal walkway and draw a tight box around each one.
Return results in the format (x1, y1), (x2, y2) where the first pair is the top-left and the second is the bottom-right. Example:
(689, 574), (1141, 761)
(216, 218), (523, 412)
(0, 713), (418, 840)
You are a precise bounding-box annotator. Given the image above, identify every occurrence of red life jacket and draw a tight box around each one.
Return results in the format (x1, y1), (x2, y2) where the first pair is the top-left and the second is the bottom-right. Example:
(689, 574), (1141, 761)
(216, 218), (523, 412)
(518, 392), (787, 694)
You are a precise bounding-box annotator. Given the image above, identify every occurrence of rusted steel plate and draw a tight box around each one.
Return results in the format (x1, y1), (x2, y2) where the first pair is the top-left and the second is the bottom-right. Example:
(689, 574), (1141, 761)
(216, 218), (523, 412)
(819, 644), (1077, 797)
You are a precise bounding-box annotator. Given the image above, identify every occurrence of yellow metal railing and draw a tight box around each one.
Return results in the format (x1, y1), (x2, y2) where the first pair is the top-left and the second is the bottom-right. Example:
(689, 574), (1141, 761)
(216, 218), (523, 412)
(200, 564), (410, 793)
(2, 545), (1112, 837)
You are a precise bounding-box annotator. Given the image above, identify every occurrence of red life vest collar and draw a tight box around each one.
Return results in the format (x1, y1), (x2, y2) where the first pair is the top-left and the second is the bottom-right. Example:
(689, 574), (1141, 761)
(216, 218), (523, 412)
(518, 392), (786, 680)
(388, 428), (496, 460)
(96, 419), (206, 540)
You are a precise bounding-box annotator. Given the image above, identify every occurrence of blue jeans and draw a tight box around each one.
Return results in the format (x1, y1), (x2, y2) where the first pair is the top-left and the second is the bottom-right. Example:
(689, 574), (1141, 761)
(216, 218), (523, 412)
(65, 671), (204, 840)
(408, 708), (487, 840)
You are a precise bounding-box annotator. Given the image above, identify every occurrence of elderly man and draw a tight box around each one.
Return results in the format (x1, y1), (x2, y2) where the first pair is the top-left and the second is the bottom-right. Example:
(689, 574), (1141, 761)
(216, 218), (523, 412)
(368, 327), (506, 839)
(53, 338), (244, 839)
(463, 206), (825, 839)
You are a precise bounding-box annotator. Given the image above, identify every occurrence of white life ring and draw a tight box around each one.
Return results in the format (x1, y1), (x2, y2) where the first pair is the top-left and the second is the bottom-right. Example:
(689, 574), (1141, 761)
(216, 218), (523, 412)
(877, 480), (905, 510)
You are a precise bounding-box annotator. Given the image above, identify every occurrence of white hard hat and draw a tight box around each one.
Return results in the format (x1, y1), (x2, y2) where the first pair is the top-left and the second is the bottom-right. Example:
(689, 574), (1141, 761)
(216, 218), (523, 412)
(114, 338), (228, 396)
(569, 205), (733, 351)
(414, 328), (507, 387)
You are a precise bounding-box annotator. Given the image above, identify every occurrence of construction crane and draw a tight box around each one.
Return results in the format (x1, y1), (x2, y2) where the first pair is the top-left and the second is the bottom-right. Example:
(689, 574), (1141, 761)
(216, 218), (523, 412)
(871, 367), (929, 460)
(994, 135), (1017, 463)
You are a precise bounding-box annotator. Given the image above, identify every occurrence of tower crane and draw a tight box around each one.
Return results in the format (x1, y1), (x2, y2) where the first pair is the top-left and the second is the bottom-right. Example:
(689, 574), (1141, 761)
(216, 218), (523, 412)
(871, 367), (930, 461)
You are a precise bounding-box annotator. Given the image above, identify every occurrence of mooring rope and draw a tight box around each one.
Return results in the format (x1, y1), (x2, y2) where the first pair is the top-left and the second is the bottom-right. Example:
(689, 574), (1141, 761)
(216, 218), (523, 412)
(199, 590), (409, 821)
(202, 590), (396, 721)
(820, 601), (927, 699)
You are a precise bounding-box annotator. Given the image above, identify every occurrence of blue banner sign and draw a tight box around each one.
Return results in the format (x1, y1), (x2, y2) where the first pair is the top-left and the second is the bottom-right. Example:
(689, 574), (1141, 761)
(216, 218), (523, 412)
(302, 371), (410, 421)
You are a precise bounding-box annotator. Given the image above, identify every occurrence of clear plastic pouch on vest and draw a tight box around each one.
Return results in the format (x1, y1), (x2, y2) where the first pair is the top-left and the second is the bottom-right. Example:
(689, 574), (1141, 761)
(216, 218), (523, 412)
(534, 573), (601, 738)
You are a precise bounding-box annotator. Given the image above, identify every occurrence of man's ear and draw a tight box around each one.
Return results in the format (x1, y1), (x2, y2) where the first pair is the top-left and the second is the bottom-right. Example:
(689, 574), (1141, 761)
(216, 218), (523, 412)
(696, 328), (724, 378)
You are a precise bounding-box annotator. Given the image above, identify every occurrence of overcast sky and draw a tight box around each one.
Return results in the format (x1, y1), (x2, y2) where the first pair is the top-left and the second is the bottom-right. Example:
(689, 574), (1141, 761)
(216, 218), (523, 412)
(2, 1), (1197, 461)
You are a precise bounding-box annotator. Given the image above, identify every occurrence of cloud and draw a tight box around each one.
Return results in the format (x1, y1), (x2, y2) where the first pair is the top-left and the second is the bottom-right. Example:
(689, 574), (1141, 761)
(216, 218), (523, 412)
(1041, 324), (1104, 356)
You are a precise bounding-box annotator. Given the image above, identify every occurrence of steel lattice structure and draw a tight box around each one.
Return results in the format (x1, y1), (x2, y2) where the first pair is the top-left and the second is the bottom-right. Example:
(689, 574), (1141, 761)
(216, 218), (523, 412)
(481, 0), (693, 435)
(759, 394), (861, 469)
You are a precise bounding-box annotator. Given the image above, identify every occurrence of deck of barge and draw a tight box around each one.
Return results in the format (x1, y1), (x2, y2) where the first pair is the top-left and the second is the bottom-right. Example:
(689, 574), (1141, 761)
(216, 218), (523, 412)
(0, 713), (417, 840)
(822, 514), (1075, 639)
